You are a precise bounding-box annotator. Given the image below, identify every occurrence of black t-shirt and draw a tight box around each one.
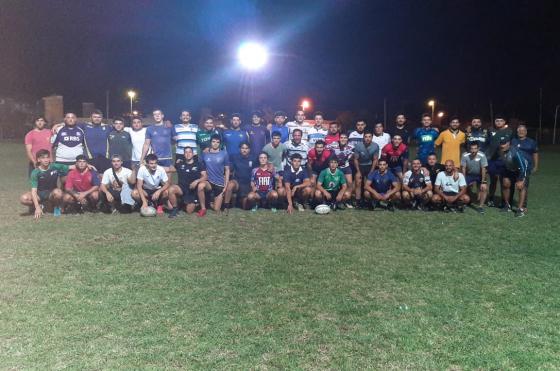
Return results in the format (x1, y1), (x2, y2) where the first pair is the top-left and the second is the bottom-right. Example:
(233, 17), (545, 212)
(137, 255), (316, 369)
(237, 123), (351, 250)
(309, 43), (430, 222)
(176, 160), (206, 189)
(108, 130), (133, 161)
(388, 125), (410, 144)
(425, 163), (445, 184)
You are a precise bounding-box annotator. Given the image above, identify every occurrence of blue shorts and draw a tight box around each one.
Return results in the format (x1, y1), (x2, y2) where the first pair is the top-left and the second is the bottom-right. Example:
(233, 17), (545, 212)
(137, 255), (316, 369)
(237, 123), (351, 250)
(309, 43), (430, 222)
(488, 159), (505, 177)
(157, 159), (173, 167)
(466, 174), (482, 185)
(390, 166), (403, 175)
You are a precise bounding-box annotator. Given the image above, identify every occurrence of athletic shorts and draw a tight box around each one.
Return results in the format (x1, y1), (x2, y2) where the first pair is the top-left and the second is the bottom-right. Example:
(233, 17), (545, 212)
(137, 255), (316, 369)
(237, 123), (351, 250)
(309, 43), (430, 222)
(390, 166), (403, 175)
(144, 188), (164, 204)
(466, 174), (482, 185)
(55, 161), (75, 166)
(122, 160), (132, 169)
(488, 159), (505, 177)
(327, 189), (339, 200)
(340, 166), (352, 175)
(180, 185), (199, 205)
(38, 190), (52, 202)
(443, 191), (459, 197)
(90, 156), (111, 174)
(502, 170), (527, 186)
(257, 190), (270, 199)
(359, 165), (372, 178)
(209, 183), (224, 199)
(157, 159), (173, 167)
(236, 182), (251, 198)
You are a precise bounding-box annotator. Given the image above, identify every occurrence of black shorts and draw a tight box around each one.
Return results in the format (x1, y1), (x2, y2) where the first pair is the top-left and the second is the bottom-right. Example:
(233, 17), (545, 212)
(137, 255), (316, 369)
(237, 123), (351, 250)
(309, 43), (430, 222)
(488, 159), (505, 177)
(180, 185), (199, 205)
(144, 188), (164, 204)
(209, 183), (224, 199)
(359, 165), (372, 178)
(38, 190), (52, 202)
(502, 170), (527, 186)
(236, 182), (251, 198)
(90, 156), (112, 174)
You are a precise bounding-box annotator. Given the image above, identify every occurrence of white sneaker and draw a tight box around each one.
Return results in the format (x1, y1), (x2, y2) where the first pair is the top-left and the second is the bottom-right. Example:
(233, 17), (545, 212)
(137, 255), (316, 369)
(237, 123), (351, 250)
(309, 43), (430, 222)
(295, 202), (305, 212)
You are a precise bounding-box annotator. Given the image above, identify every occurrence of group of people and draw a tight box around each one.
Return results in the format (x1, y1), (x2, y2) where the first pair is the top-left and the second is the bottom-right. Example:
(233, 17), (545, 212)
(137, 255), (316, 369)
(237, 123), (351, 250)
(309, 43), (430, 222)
(20, 107), (538, 219)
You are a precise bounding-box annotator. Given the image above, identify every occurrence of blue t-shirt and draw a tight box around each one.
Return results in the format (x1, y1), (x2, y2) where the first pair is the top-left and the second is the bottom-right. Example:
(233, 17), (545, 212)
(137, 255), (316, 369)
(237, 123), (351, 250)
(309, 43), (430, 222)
(223, 129), (249, 156)
(202, 150), (230, 186)
(511, 137), (538, 169)
(53, 126), (85, 163)
(79, 123), (111, 159)
(146, 124), (173, 160)
(247, 125), (269, 154)
(414, 127), (439, 155)
(367, 170), (397, 194)
(270, 125), (290, 143)
(229, 153), (256, 183)
(282, 165), (309, 186)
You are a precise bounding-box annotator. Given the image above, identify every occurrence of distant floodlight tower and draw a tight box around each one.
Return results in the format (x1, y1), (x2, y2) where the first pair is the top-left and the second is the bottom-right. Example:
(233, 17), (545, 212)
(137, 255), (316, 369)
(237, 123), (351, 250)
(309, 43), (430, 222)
(428, 99), (436, 120)
(237, 42), (268, 71)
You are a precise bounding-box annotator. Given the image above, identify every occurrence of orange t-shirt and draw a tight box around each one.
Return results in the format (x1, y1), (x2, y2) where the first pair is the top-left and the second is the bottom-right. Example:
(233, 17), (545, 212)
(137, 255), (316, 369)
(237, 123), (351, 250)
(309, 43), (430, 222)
(435, 129), (466, 165)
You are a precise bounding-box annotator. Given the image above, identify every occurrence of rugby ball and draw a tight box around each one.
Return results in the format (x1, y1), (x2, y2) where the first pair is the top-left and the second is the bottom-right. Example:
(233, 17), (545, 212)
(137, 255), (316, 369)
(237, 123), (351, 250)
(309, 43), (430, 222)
(140, 206), (157, 217)
(315, 204), (331, 215)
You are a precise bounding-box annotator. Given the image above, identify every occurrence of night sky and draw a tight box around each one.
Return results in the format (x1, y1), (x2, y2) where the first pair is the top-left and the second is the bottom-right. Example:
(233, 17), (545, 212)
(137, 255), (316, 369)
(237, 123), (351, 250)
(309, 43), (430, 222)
(1, 0), (559, 124)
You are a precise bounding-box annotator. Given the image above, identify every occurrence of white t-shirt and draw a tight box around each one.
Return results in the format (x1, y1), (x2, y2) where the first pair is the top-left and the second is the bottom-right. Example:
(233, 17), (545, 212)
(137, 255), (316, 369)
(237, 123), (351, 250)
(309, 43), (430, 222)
(372, 133), (391, 156)
(137, 165), (168, 190)
(102, 167), (133, 186)
(124, 127), (147, 162)
(286, 121), (312, 143)
(435, 171), (467, 193)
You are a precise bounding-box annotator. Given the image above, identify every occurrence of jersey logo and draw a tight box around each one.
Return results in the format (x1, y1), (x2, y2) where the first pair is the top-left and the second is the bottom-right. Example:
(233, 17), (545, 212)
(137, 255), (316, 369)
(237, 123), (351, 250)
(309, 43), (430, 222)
(421, 135), (432, 142)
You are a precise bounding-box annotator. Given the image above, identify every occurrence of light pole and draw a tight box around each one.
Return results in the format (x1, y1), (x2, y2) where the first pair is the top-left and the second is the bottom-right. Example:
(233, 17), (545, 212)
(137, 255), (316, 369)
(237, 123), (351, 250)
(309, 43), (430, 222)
(301, 99), (310, 112)
(127, 90), (136, 115)
(428, 100), (435, 121)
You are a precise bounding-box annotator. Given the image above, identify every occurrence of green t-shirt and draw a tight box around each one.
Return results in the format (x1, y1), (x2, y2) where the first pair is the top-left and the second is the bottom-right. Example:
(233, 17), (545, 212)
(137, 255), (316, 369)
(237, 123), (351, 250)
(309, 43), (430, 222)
(196, 129), (222, 152)
(262, 143), (286, 171)
(318, 168), (346, 191)
(30, 163), (69, 191)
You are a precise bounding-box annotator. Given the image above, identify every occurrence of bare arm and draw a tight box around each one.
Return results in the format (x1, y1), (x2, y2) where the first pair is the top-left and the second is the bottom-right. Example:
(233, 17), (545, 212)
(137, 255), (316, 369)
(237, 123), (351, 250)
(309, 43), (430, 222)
(533, 152), (539, 172)
(141, 139), (151, 163)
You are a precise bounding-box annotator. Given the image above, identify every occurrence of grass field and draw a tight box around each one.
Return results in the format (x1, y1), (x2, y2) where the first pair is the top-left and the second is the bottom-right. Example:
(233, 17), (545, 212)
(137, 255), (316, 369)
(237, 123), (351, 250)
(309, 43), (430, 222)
(1, 141), (560, 369)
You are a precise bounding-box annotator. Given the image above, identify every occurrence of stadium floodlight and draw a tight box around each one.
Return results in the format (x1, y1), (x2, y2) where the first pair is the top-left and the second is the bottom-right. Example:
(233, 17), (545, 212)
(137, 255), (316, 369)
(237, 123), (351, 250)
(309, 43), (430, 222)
(237, 42), (268, 71)
(437, 111), (445, 118)
(301, 99), (310, 111)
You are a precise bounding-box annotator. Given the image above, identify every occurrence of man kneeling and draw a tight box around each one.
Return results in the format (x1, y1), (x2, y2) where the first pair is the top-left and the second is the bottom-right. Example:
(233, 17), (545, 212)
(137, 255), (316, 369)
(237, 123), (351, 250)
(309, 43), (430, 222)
(248, 152), (279, 212)
(363, 158), (401, 211)
(432, 160), (470, 212)
(63, 155), (100, 213)
(315, 157), (350, 210)
(133, 154), (171, 215)
(167, 147), (210, 218)
(402, 159), (432, 210)
(20, 149), (67, 219)
(100, 154), (136, 213)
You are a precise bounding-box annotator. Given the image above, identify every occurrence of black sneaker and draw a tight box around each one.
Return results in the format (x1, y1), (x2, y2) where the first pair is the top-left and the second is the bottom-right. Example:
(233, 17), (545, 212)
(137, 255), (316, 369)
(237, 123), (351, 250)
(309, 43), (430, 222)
(515, 208), (526, 218)
(443, 205), (451, 213)
(457, 205), (465, 213)
(486, 200), (495, 208)
(337, 202), (346, 210)
(387, 202), (395, 212)
(477, 207), (485, 214)
(330, 202), (337, 211)
(168, 208), (179, 218)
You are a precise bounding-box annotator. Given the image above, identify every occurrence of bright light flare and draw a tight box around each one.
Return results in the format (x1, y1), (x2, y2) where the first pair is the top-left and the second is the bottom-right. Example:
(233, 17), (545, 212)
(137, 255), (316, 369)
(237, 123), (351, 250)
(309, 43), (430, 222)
(428, 100), (435, 107)
(301, 99), (311, 110)
(437, 111), (445, 118)
(127, 90), (136, 99)
(237, 42), (268, 70)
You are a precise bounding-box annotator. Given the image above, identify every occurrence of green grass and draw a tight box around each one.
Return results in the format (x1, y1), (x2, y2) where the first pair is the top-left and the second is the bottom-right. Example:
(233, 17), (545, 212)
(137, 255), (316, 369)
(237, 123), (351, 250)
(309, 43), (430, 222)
(1, 141), (560, 369)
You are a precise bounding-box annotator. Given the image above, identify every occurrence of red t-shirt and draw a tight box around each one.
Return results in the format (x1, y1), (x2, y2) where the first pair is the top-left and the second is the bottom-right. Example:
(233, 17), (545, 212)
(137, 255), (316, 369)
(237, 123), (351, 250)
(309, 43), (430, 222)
(24, 129), (53, 161)
(65, 168), (100, 192)
(325, 133), (340, 146)
(381, 143), (408, 168)
(308, 148), (332, 173)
